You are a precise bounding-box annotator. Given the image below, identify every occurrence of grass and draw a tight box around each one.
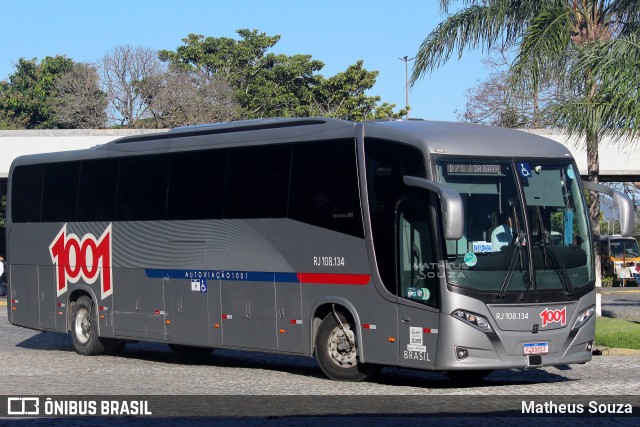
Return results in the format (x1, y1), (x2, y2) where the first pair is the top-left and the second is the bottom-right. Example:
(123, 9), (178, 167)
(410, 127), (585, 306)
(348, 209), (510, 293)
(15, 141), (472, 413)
(595, 317), (640, 350)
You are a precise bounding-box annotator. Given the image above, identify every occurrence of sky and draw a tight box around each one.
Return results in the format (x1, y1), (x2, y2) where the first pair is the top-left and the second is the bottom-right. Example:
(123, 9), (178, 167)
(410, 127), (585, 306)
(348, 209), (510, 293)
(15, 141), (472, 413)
(0, 0), (494, 122)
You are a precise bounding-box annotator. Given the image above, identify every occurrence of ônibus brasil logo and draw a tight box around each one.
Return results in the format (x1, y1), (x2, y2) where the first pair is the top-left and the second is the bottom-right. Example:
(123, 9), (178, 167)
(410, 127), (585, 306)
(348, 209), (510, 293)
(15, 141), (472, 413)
(49, 224), (113, 300)
(539, 306), (567, 328)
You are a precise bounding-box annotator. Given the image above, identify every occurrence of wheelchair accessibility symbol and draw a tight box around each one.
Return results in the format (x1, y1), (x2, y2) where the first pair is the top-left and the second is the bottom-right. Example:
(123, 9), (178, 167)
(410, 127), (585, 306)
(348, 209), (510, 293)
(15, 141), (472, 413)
(191, 278), (208, 293)
(518, 162), (532, 178)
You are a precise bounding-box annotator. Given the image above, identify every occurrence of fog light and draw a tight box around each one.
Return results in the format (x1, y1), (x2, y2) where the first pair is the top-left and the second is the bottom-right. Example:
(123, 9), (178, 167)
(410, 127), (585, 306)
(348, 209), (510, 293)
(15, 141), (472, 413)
(586, 341), (593, 352)
(456, 346), (469, 360)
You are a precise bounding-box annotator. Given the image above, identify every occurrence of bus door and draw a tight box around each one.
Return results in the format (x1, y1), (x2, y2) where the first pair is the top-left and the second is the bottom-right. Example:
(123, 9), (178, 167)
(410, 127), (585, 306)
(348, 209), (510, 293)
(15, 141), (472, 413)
(396, 195), (439, 369)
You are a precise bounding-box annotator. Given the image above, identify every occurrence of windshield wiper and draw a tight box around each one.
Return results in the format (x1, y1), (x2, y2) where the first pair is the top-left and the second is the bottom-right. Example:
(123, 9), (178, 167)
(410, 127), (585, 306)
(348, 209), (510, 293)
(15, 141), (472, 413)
(495, 200), (531, 301)
(496, 231), (529, 301)
(534, 207), (575, 297)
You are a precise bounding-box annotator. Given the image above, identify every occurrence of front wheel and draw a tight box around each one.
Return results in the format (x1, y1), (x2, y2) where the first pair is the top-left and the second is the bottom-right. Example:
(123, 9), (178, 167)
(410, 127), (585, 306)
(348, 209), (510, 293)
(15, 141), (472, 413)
(70, 296), (106, 356)
(315, 311), (378, 381)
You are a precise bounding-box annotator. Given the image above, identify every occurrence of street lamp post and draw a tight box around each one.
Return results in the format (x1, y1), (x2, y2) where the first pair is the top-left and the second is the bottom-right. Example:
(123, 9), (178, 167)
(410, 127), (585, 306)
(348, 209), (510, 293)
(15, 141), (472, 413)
(399, 56), (413, 119)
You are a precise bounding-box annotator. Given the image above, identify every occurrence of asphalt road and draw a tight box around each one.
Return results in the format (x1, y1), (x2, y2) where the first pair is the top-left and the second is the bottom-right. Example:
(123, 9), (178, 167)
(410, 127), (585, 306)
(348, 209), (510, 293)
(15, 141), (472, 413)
(0, 292), (638, 425)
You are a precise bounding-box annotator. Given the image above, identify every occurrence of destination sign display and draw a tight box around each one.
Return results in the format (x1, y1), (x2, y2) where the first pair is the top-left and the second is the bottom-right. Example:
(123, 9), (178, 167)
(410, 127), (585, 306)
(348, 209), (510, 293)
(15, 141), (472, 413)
(446, 163), (502, 175)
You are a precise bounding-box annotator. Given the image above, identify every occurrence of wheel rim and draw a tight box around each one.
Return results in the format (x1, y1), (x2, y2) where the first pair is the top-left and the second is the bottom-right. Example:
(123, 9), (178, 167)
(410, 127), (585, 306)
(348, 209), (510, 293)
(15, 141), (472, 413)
(327, 325), (357, 368)
(74, 307), (91, 345)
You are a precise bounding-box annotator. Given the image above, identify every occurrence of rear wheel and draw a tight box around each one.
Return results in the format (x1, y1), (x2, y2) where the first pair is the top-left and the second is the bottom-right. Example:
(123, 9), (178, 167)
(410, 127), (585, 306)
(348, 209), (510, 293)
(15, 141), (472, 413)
(315, 311), (378, 381)
(70, 296), (106, 356)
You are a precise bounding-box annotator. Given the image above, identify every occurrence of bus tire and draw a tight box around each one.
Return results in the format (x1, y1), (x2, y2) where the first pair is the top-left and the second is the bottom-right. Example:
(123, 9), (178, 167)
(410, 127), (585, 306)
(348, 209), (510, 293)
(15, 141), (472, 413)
(315, 312), (377, 381)
(70, 295), (106, 356)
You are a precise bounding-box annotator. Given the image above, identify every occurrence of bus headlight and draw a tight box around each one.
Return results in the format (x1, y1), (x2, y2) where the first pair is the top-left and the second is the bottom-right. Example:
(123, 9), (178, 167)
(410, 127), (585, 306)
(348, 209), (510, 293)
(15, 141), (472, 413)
(452, 310), (494, 334)
(572, 306), (595, 331)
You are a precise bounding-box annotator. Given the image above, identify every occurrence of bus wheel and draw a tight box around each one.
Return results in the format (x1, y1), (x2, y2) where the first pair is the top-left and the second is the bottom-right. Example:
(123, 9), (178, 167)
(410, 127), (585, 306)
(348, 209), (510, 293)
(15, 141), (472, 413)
(315, 312), (376, 381)
(445, 369), (493, 382)
(70, 296), (105, 356)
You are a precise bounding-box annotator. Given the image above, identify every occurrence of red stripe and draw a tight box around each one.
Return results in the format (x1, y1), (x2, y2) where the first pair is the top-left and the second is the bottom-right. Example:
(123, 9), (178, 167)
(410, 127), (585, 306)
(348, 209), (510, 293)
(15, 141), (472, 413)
(297, 273), (370, 285)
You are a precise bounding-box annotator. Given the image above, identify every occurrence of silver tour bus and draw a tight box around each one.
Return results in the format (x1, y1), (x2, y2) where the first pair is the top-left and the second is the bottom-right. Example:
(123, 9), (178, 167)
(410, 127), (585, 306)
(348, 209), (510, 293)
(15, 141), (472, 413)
(5, 118), (634, 381)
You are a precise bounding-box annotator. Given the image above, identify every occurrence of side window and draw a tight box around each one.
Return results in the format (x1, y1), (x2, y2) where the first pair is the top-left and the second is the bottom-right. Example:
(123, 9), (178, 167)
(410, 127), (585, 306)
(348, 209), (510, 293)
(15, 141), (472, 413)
(11, 164), (44, 223)
(77, 159), (119, 222)
(42, 162), (80, 222)
(225, 145), (291, 219)
(365, 138), (426, 295)
(397, 196), (438, 308)
(116, 155), (170, 221)
(168, 150), (226, 220)
(289, 140), (363, 237)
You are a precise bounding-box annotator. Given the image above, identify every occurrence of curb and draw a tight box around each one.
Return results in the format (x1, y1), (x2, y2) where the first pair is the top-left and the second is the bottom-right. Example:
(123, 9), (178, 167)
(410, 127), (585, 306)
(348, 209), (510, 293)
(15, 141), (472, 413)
(593, 346), (640, 356)
(598, 288), (640, 294)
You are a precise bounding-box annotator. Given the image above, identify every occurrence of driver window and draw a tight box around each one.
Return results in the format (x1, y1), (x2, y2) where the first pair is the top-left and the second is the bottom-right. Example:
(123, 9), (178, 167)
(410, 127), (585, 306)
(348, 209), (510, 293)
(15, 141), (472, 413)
(397, 196), (438, 308)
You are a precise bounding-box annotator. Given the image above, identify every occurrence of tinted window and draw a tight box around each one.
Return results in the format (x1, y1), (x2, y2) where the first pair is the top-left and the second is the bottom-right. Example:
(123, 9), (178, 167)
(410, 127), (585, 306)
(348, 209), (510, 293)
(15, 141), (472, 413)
(77, 159), (119, 222)
(365, 139), (426, 294)
(168, 150), (227, 220)
(225, 145), (291, 219)
(116, 156), (170, 221)
(41, 162), (80, 222)
(290, 140), (363, 237)
(11, 164), (44, 223)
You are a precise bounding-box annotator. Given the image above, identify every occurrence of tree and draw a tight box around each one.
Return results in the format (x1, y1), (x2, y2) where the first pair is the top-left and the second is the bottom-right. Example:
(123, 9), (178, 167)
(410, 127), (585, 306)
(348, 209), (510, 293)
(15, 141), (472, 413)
(412, 0), (640, 288)
(159, 30), (282, 88)
(52, 63), (108, 128)
(160, 29), (402, 120)
(142, 66), (241, 127)
(313, 60), (406, 121)
(459, 70), (529, 127)
(159, 30), (323, 118)
(237, 53), (323, 118)
(100, 45), (163, 127)
(0, 56), (74, 129)
(458, 47), (559, 127)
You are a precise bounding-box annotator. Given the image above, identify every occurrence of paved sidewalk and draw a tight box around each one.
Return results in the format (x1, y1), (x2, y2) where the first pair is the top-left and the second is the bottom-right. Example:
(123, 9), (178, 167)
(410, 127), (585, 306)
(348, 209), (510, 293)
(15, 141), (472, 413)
(599, 287), (640, 322)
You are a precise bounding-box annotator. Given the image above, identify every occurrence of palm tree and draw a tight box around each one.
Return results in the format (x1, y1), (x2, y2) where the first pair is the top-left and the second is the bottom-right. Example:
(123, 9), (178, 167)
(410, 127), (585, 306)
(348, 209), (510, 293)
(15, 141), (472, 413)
(412, 0), (640, 287)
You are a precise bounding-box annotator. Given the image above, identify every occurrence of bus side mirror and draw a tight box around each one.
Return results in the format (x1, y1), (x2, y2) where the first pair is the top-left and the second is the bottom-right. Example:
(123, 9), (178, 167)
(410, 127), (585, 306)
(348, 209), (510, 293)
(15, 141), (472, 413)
(403, 176), (464, 240)
(582, 181), (634, 237)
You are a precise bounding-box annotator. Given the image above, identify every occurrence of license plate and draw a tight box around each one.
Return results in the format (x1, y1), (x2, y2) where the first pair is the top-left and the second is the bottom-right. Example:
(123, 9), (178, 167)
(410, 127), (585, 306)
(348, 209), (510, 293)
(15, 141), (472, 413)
(524, 342), (548, 355)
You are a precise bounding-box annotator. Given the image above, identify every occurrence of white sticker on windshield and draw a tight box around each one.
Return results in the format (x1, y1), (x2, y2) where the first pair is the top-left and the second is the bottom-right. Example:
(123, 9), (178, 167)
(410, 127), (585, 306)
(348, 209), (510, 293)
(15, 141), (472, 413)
(473, 241), (492, 253)
(464, 252), (477, 267)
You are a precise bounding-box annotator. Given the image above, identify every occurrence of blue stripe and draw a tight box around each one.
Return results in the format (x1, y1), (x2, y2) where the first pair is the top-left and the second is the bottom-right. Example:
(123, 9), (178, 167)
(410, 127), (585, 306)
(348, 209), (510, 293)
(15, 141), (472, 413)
(145, 268), (299, 283)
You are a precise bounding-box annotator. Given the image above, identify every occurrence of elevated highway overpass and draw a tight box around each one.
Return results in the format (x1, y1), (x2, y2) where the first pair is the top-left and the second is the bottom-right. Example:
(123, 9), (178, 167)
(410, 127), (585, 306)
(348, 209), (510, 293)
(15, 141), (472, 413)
(1, 127), (638, 180)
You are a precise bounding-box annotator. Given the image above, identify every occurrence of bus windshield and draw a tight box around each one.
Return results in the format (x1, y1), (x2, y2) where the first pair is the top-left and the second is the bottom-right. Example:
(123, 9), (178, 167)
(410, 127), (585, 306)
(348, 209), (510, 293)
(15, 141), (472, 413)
(436, 159), (593, 298)
(609, 238), (640, 257)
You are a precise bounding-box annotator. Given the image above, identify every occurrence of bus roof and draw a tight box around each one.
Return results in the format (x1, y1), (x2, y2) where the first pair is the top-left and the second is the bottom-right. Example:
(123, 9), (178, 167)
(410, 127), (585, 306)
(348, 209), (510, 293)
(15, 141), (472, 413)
(10, 118), (574, 167)
(363, 119), (573, 159)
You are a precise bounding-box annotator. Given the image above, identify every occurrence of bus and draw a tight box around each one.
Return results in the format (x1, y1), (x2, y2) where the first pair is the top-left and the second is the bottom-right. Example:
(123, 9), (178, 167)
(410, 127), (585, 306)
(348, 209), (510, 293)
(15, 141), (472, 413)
(600, 235), (640, 281)
(5, 118), (634, 382)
